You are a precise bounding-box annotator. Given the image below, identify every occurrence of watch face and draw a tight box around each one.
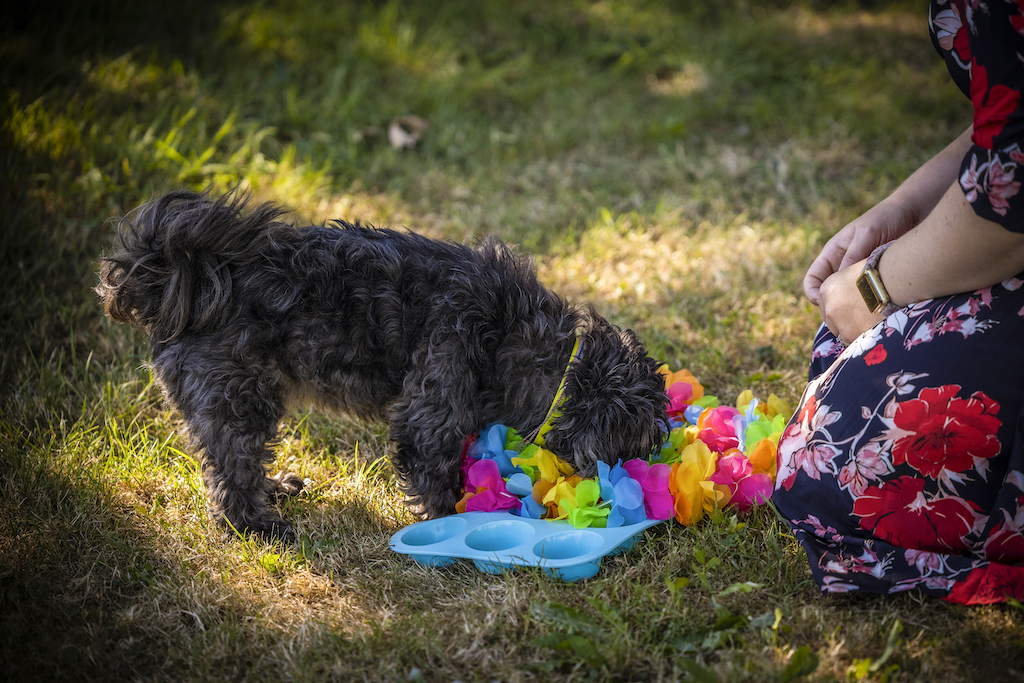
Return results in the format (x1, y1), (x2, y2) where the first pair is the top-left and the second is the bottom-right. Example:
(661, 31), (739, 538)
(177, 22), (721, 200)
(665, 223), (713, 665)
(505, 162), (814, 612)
(856, 270), (884, 313)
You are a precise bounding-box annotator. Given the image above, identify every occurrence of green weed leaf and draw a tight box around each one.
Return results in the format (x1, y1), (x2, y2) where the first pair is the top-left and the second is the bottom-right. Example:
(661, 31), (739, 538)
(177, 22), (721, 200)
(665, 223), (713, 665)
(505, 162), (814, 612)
(666, 576), (691, 595)
(847, 658), (872, 681)
(847, 619), (902, 681)
(874, 618), (903, 670)
(781, 645), (819, 681)
(717, 581), (762, 596)
(258, 553), (282, 573)
(677, 657), (718, 683)
(530, 632), (606, 668)
(529, 601), (605, 639)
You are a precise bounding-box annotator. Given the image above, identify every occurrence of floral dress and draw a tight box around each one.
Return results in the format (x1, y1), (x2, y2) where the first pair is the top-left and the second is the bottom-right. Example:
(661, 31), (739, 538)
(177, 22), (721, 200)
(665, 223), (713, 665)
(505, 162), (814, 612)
(773, 0), (1024, 604)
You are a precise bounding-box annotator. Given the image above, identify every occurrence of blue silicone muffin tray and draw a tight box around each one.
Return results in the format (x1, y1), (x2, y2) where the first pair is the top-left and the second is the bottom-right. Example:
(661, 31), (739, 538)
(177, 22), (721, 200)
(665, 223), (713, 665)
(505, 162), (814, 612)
(389, 511), (664, 581)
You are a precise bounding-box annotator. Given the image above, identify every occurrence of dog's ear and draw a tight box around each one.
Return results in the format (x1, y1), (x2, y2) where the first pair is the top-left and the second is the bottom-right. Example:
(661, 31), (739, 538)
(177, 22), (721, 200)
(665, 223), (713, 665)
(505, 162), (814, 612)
(543, 318), (669, 475)
(97, 190), (288, 341)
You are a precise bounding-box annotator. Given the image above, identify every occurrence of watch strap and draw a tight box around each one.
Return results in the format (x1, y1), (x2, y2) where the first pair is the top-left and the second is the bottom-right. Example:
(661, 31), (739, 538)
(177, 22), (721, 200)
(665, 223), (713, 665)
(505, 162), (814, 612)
(860, 242), (901, 317)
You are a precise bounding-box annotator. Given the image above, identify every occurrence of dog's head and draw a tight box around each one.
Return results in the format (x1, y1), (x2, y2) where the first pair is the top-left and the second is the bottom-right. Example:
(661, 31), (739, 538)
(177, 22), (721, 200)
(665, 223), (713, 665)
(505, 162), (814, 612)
(542, 315), (669, 476)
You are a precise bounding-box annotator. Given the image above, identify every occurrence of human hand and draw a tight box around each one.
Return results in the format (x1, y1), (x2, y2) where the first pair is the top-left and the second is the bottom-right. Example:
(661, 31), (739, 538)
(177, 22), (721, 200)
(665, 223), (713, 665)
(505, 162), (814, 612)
(817, 259), (885, 346)
(804, 199), (917, 305)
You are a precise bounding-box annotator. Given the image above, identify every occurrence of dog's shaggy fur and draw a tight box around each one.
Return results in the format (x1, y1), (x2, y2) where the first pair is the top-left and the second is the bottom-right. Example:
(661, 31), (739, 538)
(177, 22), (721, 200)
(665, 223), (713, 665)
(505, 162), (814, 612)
(97, 190), (669, 540)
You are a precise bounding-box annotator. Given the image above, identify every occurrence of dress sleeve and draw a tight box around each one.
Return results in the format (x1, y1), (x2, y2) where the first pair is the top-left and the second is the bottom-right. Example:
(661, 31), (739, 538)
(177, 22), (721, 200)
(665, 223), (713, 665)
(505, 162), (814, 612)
(958, 2), (1024, 231)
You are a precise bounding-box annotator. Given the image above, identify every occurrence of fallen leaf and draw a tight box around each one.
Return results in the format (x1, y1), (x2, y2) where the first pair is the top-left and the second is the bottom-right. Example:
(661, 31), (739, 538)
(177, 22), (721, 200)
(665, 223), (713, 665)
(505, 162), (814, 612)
(388, 115), (429, 149)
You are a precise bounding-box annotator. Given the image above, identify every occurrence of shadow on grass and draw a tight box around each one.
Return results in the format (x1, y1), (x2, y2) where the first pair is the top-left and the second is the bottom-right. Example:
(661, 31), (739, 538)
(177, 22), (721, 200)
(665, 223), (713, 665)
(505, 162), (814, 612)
(0, 439), (183, 680)
(0, 415), (414, 681)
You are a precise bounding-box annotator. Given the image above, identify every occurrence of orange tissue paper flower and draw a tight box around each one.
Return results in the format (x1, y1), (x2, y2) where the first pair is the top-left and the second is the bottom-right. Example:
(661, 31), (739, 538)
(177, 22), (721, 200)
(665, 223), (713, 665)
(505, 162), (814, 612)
(668, 439), (723, 526)
(660, 366), (704, 400)
(746, 437), (778, 479)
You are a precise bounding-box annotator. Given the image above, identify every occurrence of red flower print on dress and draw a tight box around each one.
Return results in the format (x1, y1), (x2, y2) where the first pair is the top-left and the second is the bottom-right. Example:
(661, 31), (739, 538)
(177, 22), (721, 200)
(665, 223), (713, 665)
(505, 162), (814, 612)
(971, 61), (1022, 149)
(853, 476), (983, 552)
(933, 2), (964, 50)
(904, 548), (946, 575)
(944, 562), (1024, 605)
(960, 153), (983, 204)
(960, 151), (1022, 217)
(890, 385), (1001, 479)
(799, 513), (844, 544)
(983, 509), (1024, 563)
(797, 393), (818, 425)
(863, 345), (887, 366)
(777, 423), (840, 491)
(838, 441), (893, 497)
(933, 1), (971, 65)
(1013, 1), (1024, 37)
(812, 334), (843, 364)
(823, 545), (888, 579)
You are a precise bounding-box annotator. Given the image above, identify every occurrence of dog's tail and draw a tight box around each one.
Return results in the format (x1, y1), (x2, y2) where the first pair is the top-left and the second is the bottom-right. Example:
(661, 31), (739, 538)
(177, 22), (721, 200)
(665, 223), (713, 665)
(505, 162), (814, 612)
(97, 189), (287, 341)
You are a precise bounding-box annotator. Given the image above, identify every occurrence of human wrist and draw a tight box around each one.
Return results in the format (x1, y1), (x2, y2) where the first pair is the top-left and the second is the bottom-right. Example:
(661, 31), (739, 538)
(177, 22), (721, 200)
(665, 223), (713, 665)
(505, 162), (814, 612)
(855, 242), (901, 316)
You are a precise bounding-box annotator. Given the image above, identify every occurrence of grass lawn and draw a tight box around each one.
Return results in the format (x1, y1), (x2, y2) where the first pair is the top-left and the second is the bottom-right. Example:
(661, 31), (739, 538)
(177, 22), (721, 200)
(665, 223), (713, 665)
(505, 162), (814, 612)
(2, 0), (1022, 680)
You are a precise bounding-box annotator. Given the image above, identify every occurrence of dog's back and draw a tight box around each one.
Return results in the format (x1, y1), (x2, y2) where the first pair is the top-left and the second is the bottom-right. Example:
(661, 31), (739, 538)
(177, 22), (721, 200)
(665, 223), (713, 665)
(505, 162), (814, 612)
(97, 190), (559, 418)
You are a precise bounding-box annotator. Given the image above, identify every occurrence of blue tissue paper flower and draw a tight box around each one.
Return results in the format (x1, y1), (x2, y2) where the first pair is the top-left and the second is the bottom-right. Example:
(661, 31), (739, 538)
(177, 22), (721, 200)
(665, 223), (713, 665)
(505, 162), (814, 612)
(467, 423), (523, 477)
(596, 460), (646, 528)
(505, 472), (547, 518)
(683, 404), (705, 426)
(516, 495), (548, 519)
(505, 472), (533, 497)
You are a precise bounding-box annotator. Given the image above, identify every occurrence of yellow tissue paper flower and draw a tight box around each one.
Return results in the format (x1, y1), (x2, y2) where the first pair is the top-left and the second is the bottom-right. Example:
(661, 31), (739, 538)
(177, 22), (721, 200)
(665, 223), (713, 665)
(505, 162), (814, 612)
(658, 425), (700, 463)
(512, 445), (574, 483)
(736, 389), (755, 412)
(736, 390), (793, 422)
(765, 394), (792, 420)
(541, 475), (582, 519)
(668, 439), (725, 526)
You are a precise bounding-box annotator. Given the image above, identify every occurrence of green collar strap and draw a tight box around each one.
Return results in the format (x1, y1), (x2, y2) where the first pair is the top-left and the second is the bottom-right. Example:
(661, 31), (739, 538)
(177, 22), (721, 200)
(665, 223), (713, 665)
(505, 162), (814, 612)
(527, 334), (584, 448)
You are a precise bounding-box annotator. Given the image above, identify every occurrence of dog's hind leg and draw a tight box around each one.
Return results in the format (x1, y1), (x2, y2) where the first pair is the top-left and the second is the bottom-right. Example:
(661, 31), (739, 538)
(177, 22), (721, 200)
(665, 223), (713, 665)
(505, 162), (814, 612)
(388, 339), (481, 519)
(159, 351), (299, 541)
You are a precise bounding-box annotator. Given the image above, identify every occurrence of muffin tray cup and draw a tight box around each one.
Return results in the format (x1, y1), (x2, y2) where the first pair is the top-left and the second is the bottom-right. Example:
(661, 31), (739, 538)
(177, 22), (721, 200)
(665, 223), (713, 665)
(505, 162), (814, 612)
(389, 511), (664, 582)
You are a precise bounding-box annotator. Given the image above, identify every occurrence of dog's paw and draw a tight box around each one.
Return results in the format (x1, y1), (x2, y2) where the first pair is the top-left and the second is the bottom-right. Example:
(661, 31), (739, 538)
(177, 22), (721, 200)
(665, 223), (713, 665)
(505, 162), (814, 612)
(260, 520), (296, 544)
(268, 471), (305, 500)
(218, 507), (297, 544)
(250, 514), (296, 544)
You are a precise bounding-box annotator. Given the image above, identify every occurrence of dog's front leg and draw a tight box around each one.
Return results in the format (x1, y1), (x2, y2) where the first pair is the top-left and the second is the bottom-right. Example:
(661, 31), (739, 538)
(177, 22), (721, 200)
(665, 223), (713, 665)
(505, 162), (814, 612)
(388, 341), (480, 519)
(162, 355), (300, 541)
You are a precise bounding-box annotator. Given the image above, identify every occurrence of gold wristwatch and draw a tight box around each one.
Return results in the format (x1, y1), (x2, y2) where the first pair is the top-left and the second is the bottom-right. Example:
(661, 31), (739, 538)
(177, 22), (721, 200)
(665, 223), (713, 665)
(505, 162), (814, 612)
(855, 243), (900, 316)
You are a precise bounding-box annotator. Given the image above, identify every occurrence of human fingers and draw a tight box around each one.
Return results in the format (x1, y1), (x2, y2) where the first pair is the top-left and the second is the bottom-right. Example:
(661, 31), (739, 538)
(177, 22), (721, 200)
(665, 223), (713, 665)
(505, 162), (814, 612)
(803, 222), (859, 304)
(803, 241), (846, 304)
(836, 201), (916, 271)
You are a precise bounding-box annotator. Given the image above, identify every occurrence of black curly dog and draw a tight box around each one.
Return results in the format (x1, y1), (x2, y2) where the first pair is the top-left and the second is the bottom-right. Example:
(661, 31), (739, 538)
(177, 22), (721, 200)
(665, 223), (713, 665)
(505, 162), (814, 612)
(97, 190), (669, 540)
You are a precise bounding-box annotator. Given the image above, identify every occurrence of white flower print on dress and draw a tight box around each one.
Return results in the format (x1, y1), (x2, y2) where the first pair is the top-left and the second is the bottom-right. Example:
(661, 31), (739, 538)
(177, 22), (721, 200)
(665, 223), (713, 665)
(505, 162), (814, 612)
(959, 148), (1023, 217)
(838, 441), (895, 497)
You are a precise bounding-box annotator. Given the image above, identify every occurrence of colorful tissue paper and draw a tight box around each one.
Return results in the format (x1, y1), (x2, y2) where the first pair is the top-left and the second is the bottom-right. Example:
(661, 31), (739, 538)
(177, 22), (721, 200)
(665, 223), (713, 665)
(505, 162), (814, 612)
(456, 366), (791, 529)
(669, 439), (723, 525)
(597, 460), (647, 528)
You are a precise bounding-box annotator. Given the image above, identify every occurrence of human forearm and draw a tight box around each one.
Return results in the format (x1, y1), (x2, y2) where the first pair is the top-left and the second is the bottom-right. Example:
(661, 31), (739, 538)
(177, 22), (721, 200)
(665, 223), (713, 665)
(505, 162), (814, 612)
(803, 126), (974, 304)
(818, 179), (1024, 345)
(881, 181), (1024, 305)
(882, 126), (974, 228)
